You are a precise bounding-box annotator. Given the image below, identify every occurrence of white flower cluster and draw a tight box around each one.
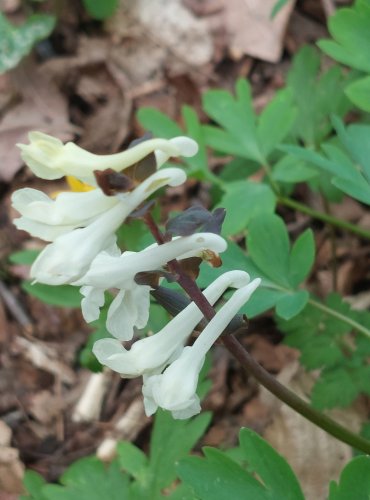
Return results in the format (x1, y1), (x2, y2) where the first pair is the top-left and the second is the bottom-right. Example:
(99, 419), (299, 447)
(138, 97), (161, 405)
(13, 132), (260, 419)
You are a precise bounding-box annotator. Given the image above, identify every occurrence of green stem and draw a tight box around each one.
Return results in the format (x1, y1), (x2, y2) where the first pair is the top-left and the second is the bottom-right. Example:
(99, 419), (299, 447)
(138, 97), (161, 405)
(309, 298), (370, 339)
(279, 196), (370, 240)
(263, 162), (281, 195)
(224, 335), (370, 454)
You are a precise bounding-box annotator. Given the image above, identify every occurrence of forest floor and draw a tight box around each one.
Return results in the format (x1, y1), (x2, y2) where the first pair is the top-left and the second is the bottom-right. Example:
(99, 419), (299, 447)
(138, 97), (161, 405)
(1, 1), (369, 499)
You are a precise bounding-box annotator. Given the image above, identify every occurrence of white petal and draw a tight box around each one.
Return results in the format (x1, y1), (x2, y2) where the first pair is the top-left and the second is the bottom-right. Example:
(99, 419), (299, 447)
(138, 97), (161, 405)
(192, 278), (261, 356)
(78, 233), (227, 290)
(80, 286), (105, 323)
(19, 132), (196, 182)
(142, 346), (204, 418)
(92, 271), (250, 377)
(12, 188), (116, 226)
(30, 231), (117, 285)
(29, 195), (134, 284)
(14, 217), (77, 241)
(106, 286), (150, 341)
(155, 137), (198, 167)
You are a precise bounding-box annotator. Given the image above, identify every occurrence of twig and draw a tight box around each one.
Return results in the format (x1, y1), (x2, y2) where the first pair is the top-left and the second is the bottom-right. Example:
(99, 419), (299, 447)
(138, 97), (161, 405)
(97, 399), (149, 461)
(72, 370), (112, 423)
(0, 281), (33, 334)
(321, 0), (336, 18)
(15, 337), (75, 384)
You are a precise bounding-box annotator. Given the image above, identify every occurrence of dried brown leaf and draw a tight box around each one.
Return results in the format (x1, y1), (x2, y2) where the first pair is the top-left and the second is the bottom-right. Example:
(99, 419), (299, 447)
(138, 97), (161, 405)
(225, 0), (295, 62)
(0, 64), (76, 182)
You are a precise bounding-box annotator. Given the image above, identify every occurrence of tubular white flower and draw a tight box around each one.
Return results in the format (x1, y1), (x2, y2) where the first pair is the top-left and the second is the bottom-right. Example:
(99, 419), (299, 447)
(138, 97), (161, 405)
(12, 188), (118, 241)
(76, 232), (228, 340)
(142, 277), (261, 419)
(77, 233), (227, 289)
(27, 168), (187, 285)
(18, 131), (198, 183)
(93, 271), (250, 377)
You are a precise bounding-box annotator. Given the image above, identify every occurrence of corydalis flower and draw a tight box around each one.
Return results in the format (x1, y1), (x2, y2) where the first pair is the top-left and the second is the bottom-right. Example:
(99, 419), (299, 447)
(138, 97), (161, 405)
(142, 277), (261, 419)
(13, 131), (198, 285)
(13, 168), (187, 285)
(18, 132), (198, 184)
(93, 271), (250, 376)
(76, 233), (228, 340)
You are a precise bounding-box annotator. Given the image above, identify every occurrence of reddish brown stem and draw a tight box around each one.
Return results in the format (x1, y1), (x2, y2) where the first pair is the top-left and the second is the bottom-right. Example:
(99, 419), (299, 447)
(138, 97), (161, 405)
(142, 211), (370, 454)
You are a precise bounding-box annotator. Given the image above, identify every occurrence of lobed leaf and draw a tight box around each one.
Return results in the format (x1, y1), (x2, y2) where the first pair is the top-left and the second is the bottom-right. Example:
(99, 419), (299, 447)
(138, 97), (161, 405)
(0, 13), (55, 74)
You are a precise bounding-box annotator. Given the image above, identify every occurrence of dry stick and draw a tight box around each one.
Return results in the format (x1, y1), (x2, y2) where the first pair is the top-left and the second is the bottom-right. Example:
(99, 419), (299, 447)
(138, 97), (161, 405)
(143, 212), (370, 454)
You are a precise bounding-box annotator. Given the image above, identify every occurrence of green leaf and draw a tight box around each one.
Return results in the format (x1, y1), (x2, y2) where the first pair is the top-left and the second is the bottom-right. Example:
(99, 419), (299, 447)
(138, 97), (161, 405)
(272, 155), (318, 183)
(289, 229), (315, 287)
(239, 428), (305, 500)
(0, 13), (55, 74)
(329, 456), (370, 500)
(22, 281), (81, 308)
(333, 177), (370, 205)
(117, 442), (148, 481)
(257, 88), (296, 158)
(137, 108), (182, 137)
(286, 45), (350, 145)
(247, 214), (291, 287)
(203, 79), (263, 162)
(333, 118), (370, 184)
(311, 367), (361, 409)
(218, 157), (260, 182)
(271, 0), (290, 18)
(22, 470), (48, 500)
(148, 410), (211, 496)
(82, 0), (119, 20)
(197, 240), (256, 288)
(275, 290), (309, 320)
(199, 217), (313, 320)
(277, 293), (370, 409)
(203, 80), (295, 162)
(241, 288), (286, 319)
(117, 218), (153, 251)
(178, 448), (267, 500)
(286, 45), (320, 145)
(42, 458), (130, 500)
(318, 2), (370, 73)
(182, 105), (213, 181)
(137, 106), (215, 182)
(217, 181), (276, 235)
(282, 141), (370, 205)
(9, 249), (39, 265)
(178, 429), (304, 500)
(345, 75), (370, 112)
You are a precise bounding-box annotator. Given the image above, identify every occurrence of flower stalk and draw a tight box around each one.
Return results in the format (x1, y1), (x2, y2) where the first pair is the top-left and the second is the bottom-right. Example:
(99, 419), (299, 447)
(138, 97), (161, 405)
(143, 212), (370, 454)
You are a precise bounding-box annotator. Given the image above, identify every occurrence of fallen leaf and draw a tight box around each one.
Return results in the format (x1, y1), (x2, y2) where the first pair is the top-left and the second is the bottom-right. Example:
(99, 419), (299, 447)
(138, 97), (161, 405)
(261, 364), (366, 500)
(225, 0), (295, 62)
(107, 0), (213, 85)
(0, 62), (76, 182)
(0, 447), (24, 495)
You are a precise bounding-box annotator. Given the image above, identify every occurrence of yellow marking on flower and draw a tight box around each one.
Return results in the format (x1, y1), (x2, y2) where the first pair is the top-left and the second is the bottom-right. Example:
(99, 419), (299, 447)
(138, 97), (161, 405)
(66, 176), (94, 192)
(50, 176), (94, 199)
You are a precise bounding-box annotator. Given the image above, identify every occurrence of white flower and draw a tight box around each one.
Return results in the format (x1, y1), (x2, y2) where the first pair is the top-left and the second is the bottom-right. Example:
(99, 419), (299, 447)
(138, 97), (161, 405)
(12, 188), (117, 241)
(18, 132), (198, 183)
(17, 168), (186, 285)
(142, 277), (261, 419)
(77, 232), (228, 340)
(93, 271), (250, 377)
